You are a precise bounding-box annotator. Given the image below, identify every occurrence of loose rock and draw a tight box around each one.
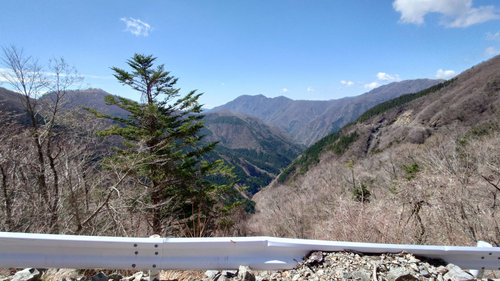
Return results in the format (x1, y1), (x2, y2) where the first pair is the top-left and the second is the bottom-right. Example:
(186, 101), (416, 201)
(237, 266), (255, 281)
(11, 268), (41, 281)
(91, 272), (108, 281)
(443, 264), (475, 281)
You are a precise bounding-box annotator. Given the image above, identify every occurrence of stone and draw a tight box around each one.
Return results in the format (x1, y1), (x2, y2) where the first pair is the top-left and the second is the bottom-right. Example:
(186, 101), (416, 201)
(222, 270), (237, 278)
(409, 263), (419, 272)
(387, 268), (416, 281)
(443, 264), (475, 281)
(107, 273), (122, 281)
(305, 251), (324, 265)
(394, 274), (419, 281)
(91, 272), (108, 281)
(129, 272), (143, 281)
(420, 269), (430, 277)
(205, 270), (219, 279)
(436, 266), (448, 275)
(11, 268), (41, 281)
(216, 275), (231, 281)
(238, 266), (256, 281)
(343, 270), (371, 281)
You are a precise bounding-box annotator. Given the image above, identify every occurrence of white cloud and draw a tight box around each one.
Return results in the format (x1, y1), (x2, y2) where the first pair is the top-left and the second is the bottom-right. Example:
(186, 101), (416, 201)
(340, 80), (355, 86)
(376, 72), (401, 81)
(0, 68), (11, 82)
(280, 88), (288, 93)
(486, 31), (500, 41)
(82, 74), (113, 80)
(393, 0), (500, 27)
(435, 69), (456, 79)
(484, 46), (500, 57)
(364, 82), (380, 90)
(120, 17), (152, 36)
(307, 87), (314, 92)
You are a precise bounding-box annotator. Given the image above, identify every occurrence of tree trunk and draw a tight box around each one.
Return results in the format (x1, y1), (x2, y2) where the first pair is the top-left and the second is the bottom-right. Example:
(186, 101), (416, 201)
(48, 153), (60, 233)
(151, 186), (162, 235)
(0, 165), (14, 231)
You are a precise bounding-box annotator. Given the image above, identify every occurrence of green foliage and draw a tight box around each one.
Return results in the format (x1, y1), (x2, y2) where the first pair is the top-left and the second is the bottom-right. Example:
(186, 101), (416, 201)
(388, 183), (398, 194)
(403, 163), (420, 180)
(352, 183), (371, 203)
(356, 78), (457, 123)
(200, 113), (302, 194)
(467, 121), (499, 137)
(277, 130), (342, 183)
(330, 132), (359, 155)
(90, 54), (241, 236)
(456, 121), (499, 148)
(277, 130), (358, 183)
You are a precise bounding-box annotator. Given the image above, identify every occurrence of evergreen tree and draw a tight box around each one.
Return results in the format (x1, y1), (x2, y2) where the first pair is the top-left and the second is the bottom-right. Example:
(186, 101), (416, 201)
(88, 54), (238, 236)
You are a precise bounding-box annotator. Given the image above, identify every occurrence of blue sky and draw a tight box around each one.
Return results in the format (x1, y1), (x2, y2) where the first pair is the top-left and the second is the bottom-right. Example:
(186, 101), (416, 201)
(1, 0), (499, 108)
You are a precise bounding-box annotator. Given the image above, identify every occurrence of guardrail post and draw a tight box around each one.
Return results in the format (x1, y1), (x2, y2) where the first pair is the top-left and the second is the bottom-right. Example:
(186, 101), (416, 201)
(469, 240), (492, 278)
(148, 234), (160, 281)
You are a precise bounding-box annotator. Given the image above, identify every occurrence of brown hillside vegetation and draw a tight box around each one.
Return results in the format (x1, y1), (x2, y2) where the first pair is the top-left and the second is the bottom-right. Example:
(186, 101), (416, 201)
(248, 55), (500, 246)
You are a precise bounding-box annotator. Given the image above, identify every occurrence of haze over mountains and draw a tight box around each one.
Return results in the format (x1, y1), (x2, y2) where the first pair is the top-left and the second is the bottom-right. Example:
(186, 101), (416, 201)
(211, 79), (442, 146)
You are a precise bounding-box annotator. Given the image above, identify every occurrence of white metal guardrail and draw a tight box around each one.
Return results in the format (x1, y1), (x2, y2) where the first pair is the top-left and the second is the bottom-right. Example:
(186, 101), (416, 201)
(0, 232), (498, 270)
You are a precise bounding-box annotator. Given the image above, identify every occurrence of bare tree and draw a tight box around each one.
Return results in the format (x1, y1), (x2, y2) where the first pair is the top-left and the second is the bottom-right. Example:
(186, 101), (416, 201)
(1, 46), (82, 233)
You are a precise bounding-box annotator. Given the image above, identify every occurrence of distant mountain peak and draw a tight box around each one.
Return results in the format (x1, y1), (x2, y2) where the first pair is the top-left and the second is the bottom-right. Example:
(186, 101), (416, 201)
(211, 79), (443, 146)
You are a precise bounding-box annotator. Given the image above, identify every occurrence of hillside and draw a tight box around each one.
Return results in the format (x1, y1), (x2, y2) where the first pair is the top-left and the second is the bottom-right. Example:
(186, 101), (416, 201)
(0, 87), (33, 124)
(248, 55), (500, 246)
(202, 111), (304, 195)
(211, 79), (442, 146)
(40, 89), (129, 118)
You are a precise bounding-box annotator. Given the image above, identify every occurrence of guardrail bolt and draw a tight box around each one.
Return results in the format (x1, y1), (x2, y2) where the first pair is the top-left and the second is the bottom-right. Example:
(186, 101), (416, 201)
(135, 251), (138, 255)
(155, 251), (158, 255)
(132, 264), (136, 268)
(134, 243), (137, 247)
(154, 244), (158, 248)
(152, 264), (156, 268)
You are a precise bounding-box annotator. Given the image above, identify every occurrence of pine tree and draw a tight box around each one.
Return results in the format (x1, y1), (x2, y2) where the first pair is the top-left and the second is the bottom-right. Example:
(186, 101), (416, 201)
(88, 54), (238, 236)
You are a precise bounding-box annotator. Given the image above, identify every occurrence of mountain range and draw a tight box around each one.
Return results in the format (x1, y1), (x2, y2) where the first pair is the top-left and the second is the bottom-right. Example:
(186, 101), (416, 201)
(0, 78), (447, 196)
(211, 79), (442, 146)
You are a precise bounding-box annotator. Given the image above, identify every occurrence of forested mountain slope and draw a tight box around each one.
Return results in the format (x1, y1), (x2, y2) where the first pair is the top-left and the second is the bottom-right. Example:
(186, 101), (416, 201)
(202, 111), (303, 195)
(248, 55), (500, 246)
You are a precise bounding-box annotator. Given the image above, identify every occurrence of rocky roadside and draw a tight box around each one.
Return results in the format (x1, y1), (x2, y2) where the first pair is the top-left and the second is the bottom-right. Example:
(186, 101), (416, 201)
(203, 251), (498, 281)
(1, 251), (498, 281)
